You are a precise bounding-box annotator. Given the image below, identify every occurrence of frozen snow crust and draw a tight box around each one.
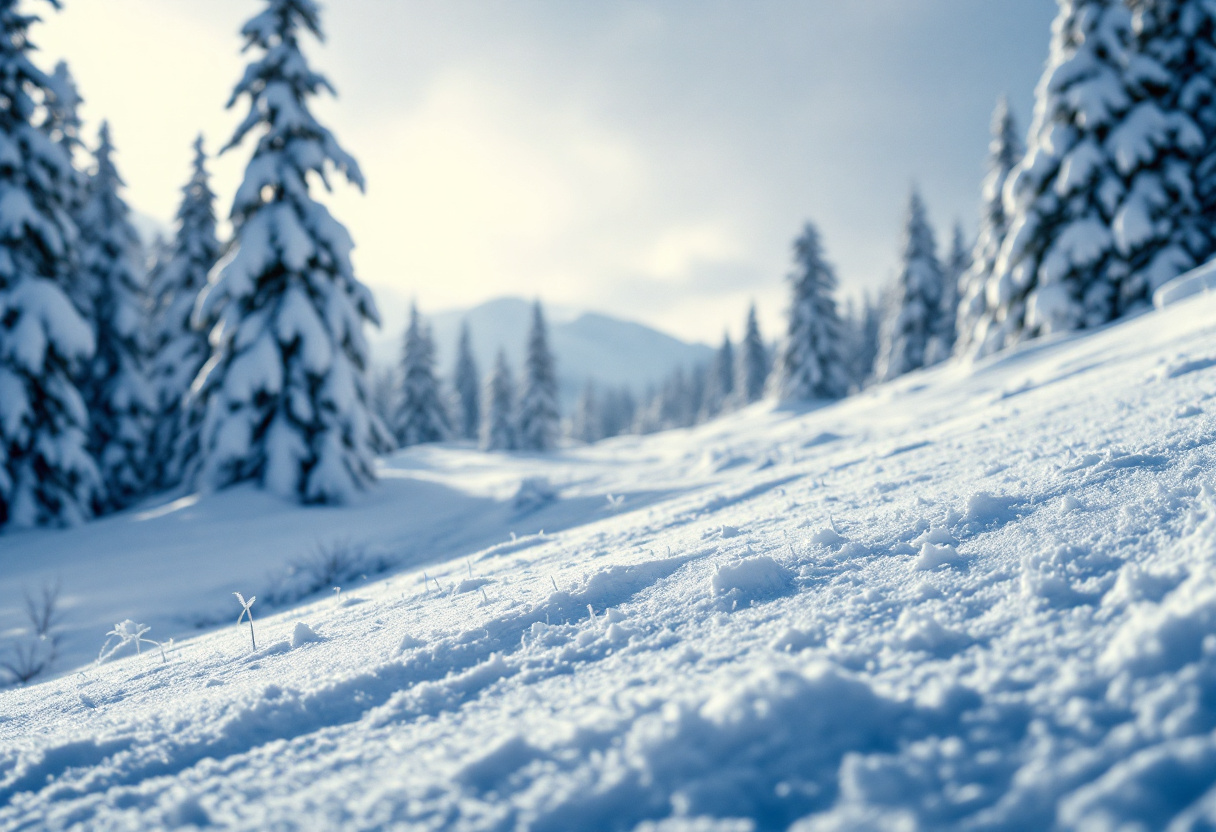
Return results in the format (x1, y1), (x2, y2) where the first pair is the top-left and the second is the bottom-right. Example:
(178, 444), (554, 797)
(5, 294), (1216, 829)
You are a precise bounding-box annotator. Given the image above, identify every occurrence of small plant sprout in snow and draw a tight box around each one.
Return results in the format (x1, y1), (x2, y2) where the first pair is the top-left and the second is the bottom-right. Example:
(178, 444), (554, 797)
(234, 592), (257, 652)
(98, 620), (166, 664)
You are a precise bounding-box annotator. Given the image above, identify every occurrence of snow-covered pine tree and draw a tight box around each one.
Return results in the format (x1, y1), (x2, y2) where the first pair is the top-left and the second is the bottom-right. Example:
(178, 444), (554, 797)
(1114, 0), (1216, 312)
(46, 61), (82, 157)
(925, 222), (969, 365)
(45, 60), (88, 315)
(843, 291), (883, 389)
(971, 2), (1133, 355)
(147, 136), (219, 489)
(955, 97), (1022, 356)
(0, 0), (100, 529)
(661, 366), (693, 428)
(77, 122), (154, 511)
(481, 350), (517, 451)
(367, 366), (397, 433)
(393, 304), (449, 447)
(772, 222), (849, 401)
(191, 0), (383, 503)
(572, 381), (601, 443)
(687, 362), (708, 422)
(451, 320), (480, 441)
(517, 301), (559, 452)
(600, 386), (636, 438)
(735, 304), (768, 405)
(700, 333), (735, 420)
(875, 189), (945, 381)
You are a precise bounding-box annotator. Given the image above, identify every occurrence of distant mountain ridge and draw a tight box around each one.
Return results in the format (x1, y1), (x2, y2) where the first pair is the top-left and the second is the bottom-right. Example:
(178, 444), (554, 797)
(368, 296), (714, 411)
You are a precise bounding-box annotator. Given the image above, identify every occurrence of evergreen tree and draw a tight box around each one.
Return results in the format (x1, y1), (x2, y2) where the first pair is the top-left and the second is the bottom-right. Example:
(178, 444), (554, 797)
(735, 304), (768, 405)
(148, 136), (219, 489)
(687, 362), (708, 423)
(925, 222), (969, 365)
(956, 97), (1022, 356)
(77, 122), (154, 511)
(480, 350), (517, 451)
(45, 60), (88, 314)
(451, 320), (480, 441)
(843, 291), (883, 390)
(572, 381), (601, 443)
(1116, 0), (1216, 311)
(973, 1), (1133, 355)
(0, 0), (99, 529)
(517, 301), (559, 451)
(772, 222), (849, 401)
(701, 333), (734, 419)
(191, 0), (383, 502)
(875, 189), (945, 381)
(600, 385), (636, 438)
(367, 365), (397, 434)
(393, 303), (449, 447)
(46, 61), (82, 159)
(662, 366), (693, 428)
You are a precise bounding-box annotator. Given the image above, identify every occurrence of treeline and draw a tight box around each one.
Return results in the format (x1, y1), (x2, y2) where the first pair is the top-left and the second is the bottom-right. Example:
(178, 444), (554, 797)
(579, 0), (1216, 436)
(0, 0), (383, 531)
(3, 0), (1213, 530)
(372, 301), (561, 453)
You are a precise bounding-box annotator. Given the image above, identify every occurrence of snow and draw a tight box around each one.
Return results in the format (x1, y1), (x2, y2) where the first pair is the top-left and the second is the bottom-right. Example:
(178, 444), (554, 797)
(1154, 255), (1216, 308)
(3, 293), (1216, 827)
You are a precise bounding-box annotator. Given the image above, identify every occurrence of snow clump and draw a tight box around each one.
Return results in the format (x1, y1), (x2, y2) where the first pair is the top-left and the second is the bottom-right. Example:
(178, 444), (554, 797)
(711, 555), (794, 603)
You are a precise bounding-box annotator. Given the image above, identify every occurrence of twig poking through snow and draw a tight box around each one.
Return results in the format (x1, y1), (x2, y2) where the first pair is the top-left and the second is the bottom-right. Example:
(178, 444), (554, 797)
(234, 592), (257, 653)
(551, 576), (559, 593)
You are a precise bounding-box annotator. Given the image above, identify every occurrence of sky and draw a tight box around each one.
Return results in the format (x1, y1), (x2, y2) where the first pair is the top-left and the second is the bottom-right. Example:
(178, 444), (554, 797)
(34, 0), (1058, 345)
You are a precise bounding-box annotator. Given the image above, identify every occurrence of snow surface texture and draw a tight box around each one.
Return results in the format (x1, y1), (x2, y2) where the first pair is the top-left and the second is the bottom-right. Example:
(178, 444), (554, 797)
(4, 293), (1216, 828)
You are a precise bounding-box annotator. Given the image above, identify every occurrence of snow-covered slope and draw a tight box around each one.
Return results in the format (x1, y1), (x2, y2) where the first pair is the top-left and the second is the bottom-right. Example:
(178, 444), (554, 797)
(370, 296), (715, 409)
(4, 294), (1216, 829)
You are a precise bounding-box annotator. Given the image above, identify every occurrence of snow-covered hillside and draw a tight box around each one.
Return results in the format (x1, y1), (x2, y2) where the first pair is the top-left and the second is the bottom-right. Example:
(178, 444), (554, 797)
(370, 296), (715, 409)
(4, 292), (1216, 829)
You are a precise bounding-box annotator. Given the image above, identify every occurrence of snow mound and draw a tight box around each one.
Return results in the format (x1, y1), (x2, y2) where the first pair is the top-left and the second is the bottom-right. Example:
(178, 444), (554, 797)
(711, 555), (794, 603)
(1153, 257), (1216, 308)
(913, 542), (965, 571)
(809, 526), (846, 549)
(948, 491), (1018, 534)
(454, 577), (492, 595)
(621, 665), (907, 826)
(289, 622), (321, 648)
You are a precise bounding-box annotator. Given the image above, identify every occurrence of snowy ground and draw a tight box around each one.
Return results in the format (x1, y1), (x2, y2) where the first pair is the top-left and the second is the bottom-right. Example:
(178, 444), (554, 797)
(4, 293), (1216, 829)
